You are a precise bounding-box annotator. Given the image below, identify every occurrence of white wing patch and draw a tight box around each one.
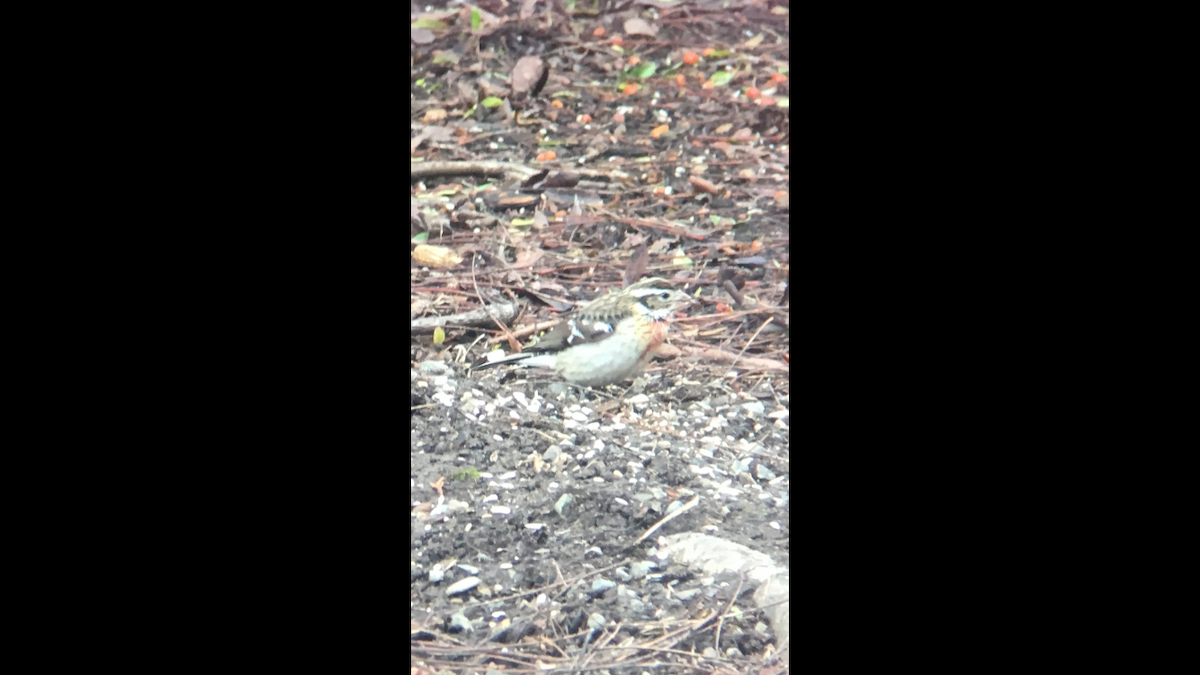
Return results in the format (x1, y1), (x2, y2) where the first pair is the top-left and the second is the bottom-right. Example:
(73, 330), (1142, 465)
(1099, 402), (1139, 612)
(565, 318), (615, 345)
(568, 319), (586, 343)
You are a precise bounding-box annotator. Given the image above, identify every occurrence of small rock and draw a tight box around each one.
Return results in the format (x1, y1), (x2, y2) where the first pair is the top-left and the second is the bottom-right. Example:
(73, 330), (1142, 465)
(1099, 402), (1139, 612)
(419, 360), (449, 375)
(629, 562), (653, 579)
(446, 577), (480, 596)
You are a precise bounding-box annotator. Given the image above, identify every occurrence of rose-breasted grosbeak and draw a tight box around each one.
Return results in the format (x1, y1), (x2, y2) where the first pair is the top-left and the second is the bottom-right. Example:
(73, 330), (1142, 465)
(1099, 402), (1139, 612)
(473, 277), (693, 387)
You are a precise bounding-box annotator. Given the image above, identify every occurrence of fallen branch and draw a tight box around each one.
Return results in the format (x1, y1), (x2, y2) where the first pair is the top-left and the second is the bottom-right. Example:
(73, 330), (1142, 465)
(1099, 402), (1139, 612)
(411, 302), (517, 331)
(410, 160), (540, 182)
(683, 347), (788, 372)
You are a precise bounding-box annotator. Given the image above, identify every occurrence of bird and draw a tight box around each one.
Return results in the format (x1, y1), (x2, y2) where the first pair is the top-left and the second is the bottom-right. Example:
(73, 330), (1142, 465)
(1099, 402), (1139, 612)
(473, 277), (693, 387)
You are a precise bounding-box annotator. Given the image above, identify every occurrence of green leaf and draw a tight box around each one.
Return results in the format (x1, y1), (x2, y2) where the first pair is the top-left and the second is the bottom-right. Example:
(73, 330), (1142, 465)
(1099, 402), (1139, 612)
(463, 103), (478, 118)
(412, 231), (430, 243)
(471, 7), (481, 30)
(774, 96), (789, 108)
(630, 62), (657, 79)
(612, 45), (624, 54)
(709, 71), (733, 86)
(551, 90), (579, 98)
(411, 156), (426, 162)
(510, 218), (535, 227)
(433, 327), (446, 345)
(672, 256), (694, 269)
(481, 96), (504, 108)
(709, 215), (723, 226)
(707, 49), (731, 58)
(411, 18), (447, 30)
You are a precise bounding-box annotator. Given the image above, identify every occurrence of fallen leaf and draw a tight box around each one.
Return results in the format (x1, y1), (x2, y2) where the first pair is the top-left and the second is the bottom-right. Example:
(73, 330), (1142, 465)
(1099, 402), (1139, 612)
(412, 244), (464, 268)
(624, 17), (658, 37)
(711, 141), (736, 158)
(513, 247), (545, 269)
(423, 108), (447, 123)
(411, 28), (435, 45)
(512, 56), (548, 97)
(689, 176), (719, 194)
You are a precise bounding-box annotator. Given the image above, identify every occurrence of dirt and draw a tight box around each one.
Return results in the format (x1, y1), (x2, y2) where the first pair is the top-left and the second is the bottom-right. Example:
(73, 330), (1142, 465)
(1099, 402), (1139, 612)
(411, 1), (790, 671)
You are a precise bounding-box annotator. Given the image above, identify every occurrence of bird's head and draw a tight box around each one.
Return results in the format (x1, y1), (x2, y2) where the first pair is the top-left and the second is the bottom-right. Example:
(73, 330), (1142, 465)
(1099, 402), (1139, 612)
(626, 277), (694, 320)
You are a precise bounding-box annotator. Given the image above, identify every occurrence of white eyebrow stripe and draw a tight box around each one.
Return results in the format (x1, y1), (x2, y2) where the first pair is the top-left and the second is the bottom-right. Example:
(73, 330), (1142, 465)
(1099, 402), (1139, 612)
(629, 286), (673, 298)
(593, 321), (613, 333)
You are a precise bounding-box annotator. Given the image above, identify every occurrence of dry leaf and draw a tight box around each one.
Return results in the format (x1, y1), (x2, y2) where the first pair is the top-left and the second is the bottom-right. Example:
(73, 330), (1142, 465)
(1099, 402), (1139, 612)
(512, 56), (547, 97)
(411, 28), (435, 45)
(412, 244), (464, 268)
(689, 176), (719, 194)
(711, 141), (736, 159)
(423, 108), (447, 123)
(714, 123), (733, 135)
(513, 247), (545, 269)
(624, 17), (658, 37)
(520, 0), (539, 20)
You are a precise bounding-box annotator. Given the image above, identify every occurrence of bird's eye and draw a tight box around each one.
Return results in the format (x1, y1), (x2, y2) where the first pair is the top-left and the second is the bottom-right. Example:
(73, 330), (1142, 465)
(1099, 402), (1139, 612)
(660, 292), (670, 300)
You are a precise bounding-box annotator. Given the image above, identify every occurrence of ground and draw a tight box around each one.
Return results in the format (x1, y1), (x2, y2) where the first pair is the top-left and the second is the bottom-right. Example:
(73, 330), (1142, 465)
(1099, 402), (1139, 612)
(411, 1), (789, 672)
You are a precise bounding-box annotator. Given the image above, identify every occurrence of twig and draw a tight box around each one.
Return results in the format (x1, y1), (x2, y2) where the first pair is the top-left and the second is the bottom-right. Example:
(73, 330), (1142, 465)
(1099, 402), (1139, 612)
(713, 575), (744, 653)
(633, 494), (700, 545)
(727, 317), (773, 374)
(410, 303), (517, 331)
(410, 159), (540, 182)
(472, 254), (522, 352)
(722, 279), (746, 310)
(488, 317), (561, 344)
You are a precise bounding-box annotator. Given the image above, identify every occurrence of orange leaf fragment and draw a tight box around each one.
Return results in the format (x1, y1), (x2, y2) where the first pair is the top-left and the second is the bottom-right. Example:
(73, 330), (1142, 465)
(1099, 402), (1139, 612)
(551, 99), (563, 108)
(624, 83), (638, 94)
(771, 73), (788, 84)
(578, 114), (592, 124)
(702, 80), (715, 89)
(675, 74), (686, 86)
(593, 27), (606, 37)
(611, 36), (624, 46)
(745, 87), (761, 101)
(683, 52), (699, 65)
(650, 124), (669, 139)
(628, 56), (640, 66)
(702, 48), (716, 57)
(757, 96), (777, 107)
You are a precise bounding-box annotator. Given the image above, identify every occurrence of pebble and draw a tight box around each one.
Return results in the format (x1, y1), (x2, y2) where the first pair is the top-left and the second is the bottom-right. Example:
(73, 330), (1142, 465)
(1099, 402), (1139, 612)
(419, 360), (448, 375)
(446, 577), (480, 596)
